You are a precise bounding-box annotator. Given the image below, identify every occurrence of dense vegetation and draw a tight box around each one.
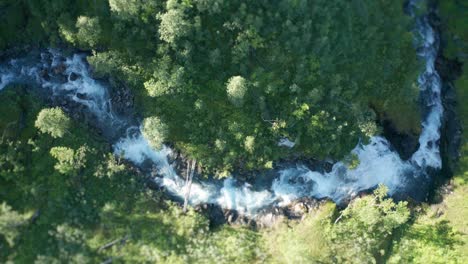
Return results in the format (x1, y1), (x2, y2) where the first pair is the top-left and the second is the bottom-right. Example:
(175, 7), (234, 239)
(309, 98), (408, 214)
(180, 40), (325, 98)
(0, 91), (464, 262)
(0, 0), (421, 175)
(438, 0), (468, 261)
(0, 0), (466, 263)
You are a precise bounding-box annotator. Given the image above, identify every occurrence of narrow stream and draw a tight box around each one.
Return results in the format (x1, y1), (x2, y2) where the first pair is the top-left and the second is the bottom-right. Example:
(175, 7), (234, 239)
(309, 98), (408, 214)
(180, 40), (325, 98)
(0, 0), (442, 216)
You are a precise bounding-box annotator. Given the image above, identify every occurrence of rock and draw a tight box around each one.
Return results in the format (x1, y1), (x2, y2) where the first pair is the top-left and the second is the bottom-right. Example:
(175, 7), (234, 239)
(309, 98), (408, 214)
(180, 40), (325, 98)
(53, 63), (66, 75)
(108, 80), (135, 116)
(166, 149), (195, 179)
(292, 202), (308, 215)
(69, 72), (79, 81)
(224, 210), (255, 227)
(285, 197), (325, 218)
(424, 4), (464, 197)
(251, 198), (328, 228)
(146, 178), (162, 191)
(195, 203), (226, 227)
(39, 69), (50, 81)
(167, 149), (181, 165)
(76, 93), (87, 100)
(40, 52), (53, 66)
(276, 157), (334, 174)
(255, 212), (285, 228)
(225, 210), (238, 224)
(436, 56), (462, 82)
(381, 118), (419, 160)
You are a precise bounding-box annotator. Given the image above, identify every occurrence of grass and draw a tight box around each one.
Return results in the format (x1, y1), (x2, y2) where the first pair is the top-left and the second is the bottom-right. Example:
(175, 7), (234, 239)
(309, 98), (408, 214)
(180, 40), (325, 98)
(443, 185), (468, 262)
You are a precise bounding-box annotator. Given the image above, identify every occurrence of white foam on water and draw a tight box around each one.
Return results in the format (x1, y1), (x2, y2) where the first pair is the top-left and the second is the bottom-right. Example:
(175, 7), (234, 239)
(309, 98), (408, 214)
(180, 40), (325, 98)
(109, 0), (444, 215)
(0, 50), (121, 127)
(113, 132), (215, 205)
(0, 0), (443, 216)
(0, 71), (15, 90)
(217, 178), (276, 215)
(278, 138), (296, 148)
(409, 4), (443, 169)
(272, 137), (412, 205)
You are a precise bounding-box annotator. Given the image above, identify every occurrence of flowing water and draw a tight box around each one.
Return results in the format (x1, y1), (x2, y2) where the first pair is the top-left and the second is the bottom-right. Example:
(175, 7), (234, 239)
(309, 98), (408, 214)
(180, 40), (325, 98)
(0, 1), (442, 216)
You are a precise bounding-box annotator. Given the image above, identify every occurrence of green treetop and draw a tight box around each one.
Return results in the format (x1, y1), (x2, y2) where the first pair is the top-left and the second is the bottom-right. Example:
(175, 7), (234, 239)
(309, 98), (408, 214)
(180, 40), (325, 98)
(142, 116), (169, 150)
(35, 108), (70, 138)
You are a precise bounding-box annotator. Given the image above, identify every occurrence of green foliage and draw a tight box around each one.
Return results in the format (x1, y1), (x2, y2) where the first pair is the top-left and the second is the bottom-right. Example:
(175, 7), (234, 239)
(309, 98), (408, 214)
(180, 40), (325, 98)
(0, 89), (463, 263)
(147, 0), (420, 171)
(330, 185), (410, 263)
(1, 1), (465, 263)
(35, 223), (93, 263)
(439, 3), (468, 261)
(0, 140), (26, 181)
(83, 197), (264, 263)
(226, 76), (248, 107)
(263, 187), (464, 264)
(439, 0), (468, 61)
(442, 184), (468, 263)
(11, 0), (419, 174)
(389, 212), (463, 264)
(0, 1), (45, 50)
(0, 87), (260, 264)
(141, 116), (169, 150)
(94, 153), (126, 179)
(35, 107), (70, 138)
(0, 202), (29, 247)
(263, 202), (335, 263)
(0, 85), (41, 140)
(185, 225), (265, 263)
(244, 135), (255, 153)
(263, 186), (413, 263)
(108, 0), (142, 19)
(440, 0), (468, 185)
(144, 62), (186, 97)
(75, 16), (102, 48)
(49, 145), (88, 175)
(159, 4), (191, 45)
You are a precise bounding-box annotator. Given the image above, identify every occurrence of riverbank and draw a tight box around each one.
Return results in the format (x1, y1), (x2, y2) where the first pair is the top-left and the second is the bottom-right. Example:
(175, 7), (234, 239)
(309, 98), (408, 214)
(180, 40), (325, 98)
(431, 0), (468, 260)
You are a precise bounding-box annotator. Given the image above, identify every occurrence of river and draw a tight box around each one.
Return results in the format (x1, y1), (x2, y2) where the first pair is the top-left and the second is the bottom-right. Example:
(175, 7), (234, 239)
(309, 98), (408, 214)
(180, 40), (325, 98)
(0, 0), (443, 217)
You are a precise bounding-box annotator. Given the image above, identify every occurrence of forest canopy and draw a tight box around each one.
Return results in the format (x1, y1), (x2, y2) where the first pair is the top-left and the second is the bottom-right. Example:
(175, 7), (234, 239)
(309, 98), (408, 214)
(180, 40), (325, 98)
(0, 0), (421, 175)
(2, 0), (466, 263)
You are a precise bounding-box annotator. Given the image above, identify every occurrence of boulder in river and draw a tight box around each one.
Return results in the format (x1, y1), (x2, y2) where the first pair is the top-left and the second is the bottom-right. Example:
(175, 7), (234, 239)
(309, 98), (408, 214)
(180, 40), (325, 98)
(53, 63), (66, 75)
(69, 72), (80, 81)
(39, 69), (50, 81)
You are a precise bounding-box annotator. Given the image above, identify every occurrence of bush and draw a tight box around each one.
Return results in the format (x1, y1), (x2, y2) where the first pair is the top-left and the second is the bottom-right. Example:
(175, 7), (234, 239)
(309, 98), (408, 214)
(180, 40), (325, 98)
(141, 116), (169, 150)
(35, 108), (70, 138)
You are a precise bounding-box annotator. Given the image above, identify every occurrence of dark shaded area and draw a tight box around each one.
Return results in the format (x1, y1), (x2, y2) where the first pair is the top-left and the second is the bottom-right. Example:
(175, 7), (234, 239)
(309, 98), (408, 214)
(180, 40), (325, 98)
(430, 1), (463, 200)
(381, 118), (420, 160)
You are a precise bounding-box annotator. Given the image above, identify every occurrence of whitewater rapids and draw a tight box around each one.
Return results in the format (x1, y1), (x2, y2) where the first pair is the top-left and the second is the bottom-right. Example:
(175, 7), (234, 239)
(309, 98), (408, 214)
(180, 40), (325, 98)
(0, 1), (442, 216)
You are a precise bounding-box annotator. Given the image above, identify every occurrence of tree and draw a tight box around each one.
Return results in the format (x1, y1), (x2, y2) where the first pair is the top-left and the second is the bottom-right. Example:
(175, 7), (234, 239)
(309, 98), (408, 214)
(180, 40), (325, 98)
(263, 202), (335, 263)
(159, 3), (190, 44)
(263, 186), (412, 263)
(0, 140), (26, 181)
(94, 153), (125, 178)
(52, 224), (90, 261)
(388, 218), (462, 263)
(144, 64), (185, 97)
(226, 76), (248, 107)
(109, 0), (142, 19)
(330, 185), (410, 263)
(50, 146), (88, 175)
(0, 202), (29, 247)
(244, 136), (255, 153)
(75, 16), (102, 48)
(35, 107), (70, 138)
(141, 116), (168, 150)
